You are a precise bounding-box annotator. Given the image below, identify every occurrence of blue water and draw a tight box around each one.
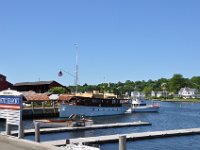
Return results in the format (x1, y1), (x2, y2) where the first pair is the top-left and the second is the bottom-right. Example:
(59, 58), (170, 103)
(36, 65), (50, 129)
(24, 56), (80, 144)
(1, 101), (200, 149)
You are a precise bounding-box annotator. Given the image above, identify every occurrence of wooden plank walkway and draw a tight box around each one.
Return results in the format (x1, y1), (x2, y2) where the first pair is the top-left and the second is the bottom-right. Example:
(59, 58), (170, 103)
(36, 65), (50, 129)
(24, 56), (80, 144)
(42, 128), (200, 146)
(11, 121), (151, 136)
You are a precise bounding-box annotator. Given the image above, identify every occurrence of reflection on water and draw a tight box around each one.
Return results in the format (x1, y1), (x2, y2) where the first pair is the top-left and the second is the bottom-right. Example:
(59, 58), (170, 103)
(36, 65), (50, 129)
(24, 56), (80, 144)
(101, 135), (200, 150)
(1, 101), (200, 149)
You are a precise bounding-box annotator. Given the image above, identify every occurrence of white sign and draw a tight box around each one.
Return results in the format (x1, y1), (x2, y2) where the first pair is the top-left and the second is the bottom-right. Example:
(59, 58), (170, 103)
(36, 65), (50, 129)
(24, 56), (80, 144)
(0, 89), (23, 138)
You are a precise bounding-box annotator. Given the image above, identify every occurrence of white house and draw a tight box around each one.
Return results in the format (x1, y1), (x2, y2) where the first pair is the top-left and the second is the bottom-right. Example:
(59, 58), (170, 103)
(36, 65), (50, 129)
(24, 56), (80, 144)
(178, 87), (198, 99)
(151, 91), (156, 97)
(131, 91), (145, 99)
(151, 91), (168, 98)
(157, 91), (164, 98)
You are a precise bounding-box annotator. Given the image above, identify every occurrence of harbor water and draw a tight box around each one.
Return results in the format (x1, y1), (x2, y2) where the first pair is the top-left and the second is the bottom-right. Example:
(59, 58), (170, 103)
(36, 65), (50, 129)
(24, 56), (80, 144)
(1, 101), (200, 149)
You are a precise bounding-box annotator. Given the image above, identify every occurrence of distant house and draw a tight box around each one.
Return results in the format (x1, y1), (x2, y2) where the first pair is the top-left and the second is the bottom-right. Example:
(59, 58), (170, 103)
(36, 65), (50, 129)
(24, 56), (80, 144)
(151, 91), (156, 97)
(131, 91), (145, 99)
(76, 91), (118, 99)
(178, 87), (198, 99)
(14, 80), (66, 93)
(0, 74), (13, 91)
(151, 90), (168, 98)
(157, 91), (164, 98)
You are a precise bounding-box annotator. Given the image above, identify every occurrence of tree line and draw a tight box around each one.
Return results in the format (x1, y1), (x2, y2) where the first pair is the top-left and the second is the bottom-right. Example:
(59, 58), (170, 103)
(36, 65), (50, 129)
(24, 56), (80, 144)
(50, 74), (200, 97)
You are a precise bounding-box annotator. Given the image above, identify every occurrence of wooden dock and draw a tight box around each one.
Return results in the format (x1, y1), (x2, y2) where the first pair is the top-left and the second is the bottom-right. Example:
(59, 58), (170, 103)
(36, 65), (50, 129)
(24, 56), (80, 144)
(0, 135), (57, 150)
(42, 128), (200, 146)
(11, 121), (151, 136)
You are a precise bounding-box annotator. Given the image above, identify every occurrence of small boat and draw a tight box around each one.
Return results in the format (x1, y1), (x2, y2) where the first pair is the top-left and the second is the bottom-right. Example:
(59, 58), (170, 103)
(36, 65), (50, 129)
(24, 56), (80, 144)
(34, 119), (72, 128)
(126, 98), (160, 113)
(61, 143), (100, 150)
(34, 114), (93, 128)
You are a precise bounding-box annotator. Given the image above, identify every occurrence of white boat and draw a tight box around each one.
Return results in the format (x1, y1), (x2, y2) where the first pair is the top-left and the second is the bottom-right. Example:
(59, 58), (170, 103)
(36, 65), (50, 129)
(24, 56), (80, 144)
(59, 97), (131, 117)
(126, 98), (160, 113)
(61, 143), (100, 150)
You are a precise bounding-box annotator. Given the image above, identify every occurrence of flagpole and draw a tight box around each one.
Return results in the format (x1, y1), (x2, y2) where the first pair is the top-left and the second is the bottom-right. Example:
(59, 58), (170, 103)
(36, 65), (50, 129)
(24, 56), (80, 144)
(74, 43), (79, 95)
(58, 44), (79, 95)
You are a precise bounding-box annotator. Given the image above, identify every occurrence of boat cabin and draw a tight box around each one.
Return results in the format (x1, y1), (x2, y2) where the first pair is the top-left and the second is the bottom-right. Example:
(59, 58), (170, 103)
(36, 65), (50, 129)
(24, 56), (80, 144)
(59, 96), (124, 107)
(71, 97), (123, 107)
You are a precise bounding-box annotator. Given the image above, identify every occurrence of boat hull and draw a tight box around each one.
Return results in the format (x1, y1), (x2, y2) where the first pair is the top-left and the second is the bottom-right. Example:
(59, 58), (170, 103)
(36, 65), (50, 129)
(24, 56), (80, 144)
(132, 105), (159, 112)
(59, 104), (127, 117)
(34, 121), (72, 128)
(34, 119), (93, 128)
(65, 144), (100, 150)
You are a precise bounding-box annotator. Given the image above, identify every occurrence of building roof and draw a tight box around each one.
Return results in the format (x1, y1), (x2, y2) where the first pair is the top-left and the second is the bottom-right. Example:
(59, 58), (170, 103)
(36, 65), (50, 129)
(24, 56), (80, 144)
(25, 93), (50, 101)
(58, 94), (75, 101)
(0, 74), (6, 77)
(76, 92), (94, 98)
(21, 91), (36, 96)
(14, 81), (56, 86)
(179, 87), (198, 93)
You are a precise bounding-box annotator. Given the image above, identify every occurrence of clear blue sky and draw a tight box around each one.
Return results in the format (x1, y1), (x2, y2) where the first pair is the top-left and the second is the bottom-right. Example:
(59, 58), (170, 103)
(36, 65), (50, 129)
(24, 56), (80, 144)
(0, 0), (200, 86)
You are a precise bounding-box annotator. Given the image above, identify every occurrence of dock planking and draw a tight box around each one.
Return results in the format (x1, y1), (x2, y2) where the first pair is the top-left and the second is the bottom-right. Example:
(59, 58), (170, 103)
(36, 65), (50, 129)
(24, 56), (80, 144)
(42, 128), (200, 146)
(11, 121), (151, 136)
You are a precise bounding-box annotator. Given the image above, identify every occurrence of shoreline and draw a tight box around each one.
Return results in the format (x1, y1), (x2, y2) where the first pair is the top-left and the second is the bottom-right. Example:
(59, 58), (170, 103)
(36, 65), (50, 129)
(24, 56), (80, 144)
(149, 99), (200, 103)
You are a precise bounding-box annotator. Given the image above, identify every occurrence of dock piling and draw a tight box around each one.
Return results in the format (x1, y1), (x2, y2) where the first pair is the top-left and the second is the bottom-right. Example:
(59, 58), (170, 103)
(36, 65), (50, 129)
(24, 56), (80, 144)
(18, 121), (24, 138)
(119, 135), (126, 150)
(66, 139), (70, 145)
(35, 122), (40, 142)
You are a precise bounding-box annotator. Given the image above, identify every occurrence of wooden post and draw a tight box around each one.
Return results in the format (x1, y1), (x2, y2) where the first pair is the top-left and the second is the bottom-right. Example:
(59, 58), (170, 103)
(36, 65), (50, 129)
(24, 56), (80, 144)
(18, 120), (24, 138)
(35, 122), (40, 142)
(53, 101), (56, 113)
(119, 135), (126, 150)
(19, 99), (24, 139)
(31, 102), (34, 112)
(66, 139), (70, 145)
(42, 102), (45, 113)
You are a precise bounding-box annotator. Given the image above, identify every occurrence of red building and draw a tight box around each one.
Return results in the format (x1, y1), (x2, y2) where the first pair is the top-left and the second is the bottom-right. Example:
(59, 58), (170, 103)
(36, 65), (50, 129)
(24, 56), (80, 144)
(14, 80), (67, 93)
(0, 74), (13, 91)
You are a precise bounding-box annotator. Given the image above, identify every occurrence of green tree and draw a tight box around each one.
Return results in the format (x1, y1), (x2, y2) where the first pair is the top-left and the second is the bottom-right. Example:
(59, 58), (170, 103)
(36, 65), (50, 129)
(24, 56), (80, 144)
(143, 86), (153, 97)
(49, 87), (70, 94)
(169, 74), (187, 93)
(190, 76), (200, 92)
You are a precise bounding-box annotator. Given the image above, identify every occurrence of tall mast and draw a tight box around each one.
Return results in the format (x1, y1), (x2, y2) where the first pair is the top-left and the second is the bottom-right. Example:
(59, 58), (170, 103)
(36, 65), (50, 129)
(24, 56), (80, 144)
(74, 43), (79, 95)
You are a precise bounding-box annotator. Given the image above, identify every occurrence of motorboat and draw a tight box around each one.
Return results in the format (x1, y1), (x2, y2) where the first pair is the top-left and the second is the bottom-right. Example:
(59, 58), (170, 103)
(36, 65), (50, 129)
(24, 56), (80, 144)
(61, 143), (100, 150)
(126, 98), (160, 113)
(59, 96), (131, 117)
(34, 114), (93, 128)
